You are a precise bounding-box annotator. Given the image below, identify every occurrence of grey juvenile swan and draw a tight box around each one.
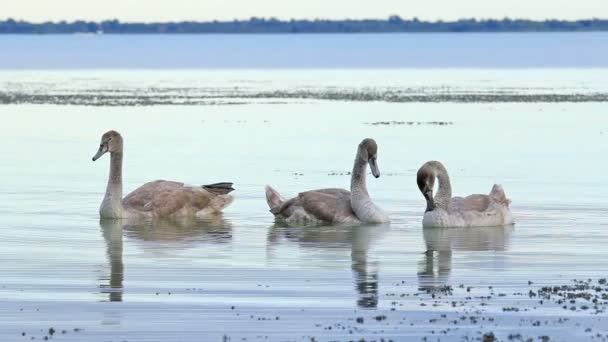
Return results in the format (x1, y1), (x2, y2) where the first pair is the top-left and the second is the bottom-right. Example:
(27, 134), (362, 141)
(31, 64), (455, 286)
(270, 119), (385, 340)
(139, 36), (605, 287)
(92, 130), (234, 219)
(265, 138), (389, 225)
(416, 161), (513, 228)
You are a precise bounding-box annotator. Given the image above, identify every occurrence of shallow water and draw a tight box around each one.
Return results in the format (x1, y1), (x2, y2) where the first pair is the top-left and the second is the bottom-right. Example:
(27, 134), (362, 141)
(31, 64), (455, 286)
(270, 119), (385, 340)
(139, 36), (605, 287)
(2, 68), (608, 106)
(0, 69), (607, 341)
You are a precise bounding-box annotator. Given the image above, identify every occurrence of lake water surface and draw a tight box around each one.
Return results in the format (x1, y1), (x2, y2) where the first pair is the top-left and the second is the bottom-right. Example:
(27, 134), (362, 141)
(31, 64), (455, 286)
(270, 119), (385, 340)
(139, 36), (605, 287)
(0, 35), (608, 341)
(0, 32), (607, 69)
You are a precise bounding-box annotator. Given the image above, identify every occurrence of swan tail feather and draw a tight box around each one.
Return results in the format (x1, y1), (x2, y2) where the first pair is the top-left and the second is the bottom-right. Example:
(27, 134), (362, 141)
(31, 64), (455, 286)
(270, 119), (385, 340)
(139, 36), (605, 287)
(490, 184), (511, 207)
(203, 182), (235, 195)
(265, 185), (285, 214)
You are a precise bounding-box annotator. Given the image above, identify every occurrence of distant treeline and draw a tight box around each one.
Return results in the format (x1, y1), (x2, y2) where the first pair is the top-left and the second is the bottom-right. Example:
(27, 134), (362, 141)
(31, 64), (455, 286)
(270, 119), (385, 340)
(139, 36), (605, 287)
(1, 17), (608, 34)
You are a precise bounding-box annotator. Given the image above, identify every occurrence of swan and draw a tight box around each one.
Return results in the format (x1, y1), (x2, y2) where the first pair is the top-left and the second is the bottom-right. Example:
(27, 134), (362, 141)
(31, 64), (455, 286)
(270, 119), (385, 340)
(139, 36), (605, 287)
(265, 138), (389, 225)
(416, 161), (513, 228)
(92, 130), (234, 219)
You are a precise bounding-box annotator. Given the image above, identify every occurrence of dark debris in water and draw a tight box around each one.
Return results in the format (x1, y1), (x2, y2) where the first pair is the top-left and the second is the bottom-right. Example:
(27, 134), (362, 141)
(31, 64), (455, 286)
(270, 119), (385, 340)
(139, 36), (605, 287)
(12, 278), (608, 341)
(20, 327), (83, 341)
(328, 171), (406, 176)
(328, 171), (352, 176)
(365, 121), (454, 126)
(316, 277), (608, 341)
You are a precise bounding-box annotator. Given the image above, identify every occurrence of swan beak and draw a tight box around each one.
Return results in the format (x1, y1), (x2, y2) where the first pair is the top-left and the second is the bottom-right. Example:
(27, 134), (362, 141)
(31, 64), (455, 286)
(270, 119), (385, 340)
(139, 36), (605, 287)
(369, 157), (380, 178)
(92, 145), (108, 161)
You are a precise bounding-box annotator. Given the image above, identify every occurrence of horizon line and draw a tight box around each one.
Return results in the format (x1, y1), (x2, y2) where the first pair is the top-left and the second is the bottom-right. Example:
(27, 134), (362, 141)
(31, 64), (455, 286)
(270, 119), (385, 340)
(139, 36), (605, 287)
(3, 16), (608, 24)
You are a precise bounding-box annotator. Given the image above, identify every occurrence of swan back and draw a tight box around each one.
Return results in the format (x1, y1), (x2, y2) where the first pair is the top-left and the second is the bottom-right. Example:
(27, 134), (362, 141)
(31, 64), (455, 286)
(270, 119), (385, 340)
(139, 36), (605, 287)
(122, 180), (232, 218)
(422, 186), (513, 228)
(265, 186), (358, 225)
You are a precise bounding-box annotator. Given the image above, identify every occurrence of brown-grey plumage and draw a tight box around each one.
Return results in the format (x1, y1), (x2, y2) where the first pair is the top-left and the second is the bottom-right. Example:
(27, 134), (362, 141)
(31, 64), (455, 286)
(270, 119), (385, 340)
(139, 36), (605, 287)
(416, 160), (513, 228)
(281, 188), (354, 224)
(265, 138), (389, 225)
(92, 130), (234, 219)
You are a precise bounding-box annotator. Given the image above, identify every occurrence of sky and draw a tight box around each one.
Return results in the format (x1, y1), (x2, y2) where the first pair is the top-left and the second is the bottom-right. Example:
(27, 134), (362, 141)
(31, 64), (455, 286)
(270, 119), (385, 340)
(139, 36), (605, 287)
(2, 0), (607, 22)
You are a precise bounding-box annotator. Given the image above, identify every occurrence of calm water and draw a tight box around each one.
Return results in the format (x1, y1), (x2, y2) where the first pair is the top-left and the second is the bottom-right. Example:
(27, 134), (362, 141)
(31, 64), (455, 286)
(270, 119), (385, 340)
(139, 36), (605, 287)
(0, 33), (607, 69)
(1, 66), (608, 341)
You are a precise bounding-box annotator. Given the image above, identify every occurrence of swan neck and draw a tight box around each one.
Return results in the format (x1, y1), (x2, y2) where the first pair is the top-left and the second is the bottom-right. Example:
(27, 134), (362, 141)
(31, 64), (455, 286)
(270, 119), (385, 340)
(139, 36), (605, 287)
(108, 152), (123, 196)
(101, 152), (124, 217)
(350, 155), (388, 223)
(350, 156), (368, 196)
(434, 167), (452, 210)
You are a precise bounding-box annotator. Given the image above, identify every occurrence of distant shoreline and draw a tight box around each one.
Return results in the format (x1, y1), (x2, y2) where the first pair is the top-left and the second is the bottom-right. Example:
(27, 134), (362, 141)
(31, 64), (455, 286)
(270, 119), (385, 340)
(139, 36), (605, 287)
(1, 17), (608, 34)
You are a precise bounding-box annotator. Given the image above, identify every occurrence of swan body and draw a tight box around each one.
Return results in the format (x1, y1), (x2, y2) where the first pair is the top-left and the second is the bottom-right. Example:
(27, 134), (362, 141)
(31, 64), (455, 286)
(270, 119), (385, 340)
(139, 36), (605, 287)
(417, 161), (513, 228)
(265, 138), (389, 225)
(93, 130), (234, 219)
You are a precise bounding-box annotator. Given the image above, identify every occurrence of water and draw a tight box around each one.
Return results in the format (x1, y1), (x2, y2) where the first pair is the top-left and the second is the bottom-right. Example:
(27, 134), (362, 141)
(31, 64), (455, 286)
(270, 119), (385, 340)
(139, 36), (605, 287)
(1, 36), (608, 341)
(0, 32), (607, 69)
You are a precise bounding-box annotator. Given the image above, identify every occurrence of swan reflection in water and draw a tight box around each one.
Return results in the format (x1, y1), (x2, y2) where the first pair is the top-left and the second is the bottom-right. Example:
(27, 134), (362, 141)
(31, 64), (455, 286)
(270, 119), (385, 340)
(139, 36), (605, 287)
(418, 225), (514, 291)
(267, 223), (388, 309)
(98, 215), (232, 302)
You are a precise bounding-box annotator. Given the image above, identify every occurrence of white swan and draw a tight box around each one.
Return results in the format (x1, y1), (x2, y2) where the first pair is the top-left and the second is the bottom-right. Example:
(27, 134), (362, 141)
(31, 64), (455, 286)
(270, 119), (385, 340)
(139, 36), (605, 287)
(92, 130), (234, 219)
(416, 161), (513, 228)
(265, 138), (390, 225)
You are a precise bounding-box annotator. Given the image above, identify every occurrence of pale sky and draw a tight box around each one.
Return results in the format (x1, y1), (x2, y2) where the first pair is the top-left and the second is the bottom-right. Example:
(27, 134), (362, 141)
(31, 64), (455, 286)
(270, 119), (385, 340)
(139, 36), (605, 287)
(3, 0), (607, 22)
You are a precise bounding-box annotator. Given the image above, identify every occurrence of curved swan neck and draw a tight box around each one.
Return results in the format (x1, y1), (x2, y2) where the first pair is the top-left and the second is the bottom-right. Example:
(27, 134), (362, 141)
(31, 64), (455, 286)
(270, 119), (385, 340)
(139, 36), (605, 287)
(101, 151), (125, 217)
(434, 166), (452, 210)
(349, 153), (388, 223)
(350, 156), (369, 196)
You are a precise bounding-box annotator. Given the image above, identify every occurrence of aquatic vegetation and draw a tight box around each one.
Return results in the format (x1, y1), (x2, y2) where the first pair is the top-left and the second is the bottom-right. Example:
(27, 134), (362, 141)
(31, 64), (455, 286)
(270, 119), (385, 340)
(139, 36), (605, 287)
(365, 121), (454, 126)
(1, 88), (607, 106)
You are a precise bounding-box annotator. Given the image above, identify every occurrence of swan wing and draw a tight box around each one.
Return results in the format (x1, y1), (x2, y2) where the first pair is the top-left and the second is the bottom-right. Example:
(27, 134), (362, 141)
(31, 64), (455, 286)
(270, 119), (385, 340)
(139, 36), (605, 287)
(449, 184), (511, 214)
(122, 180), (212, 216)
(450, 194), (491, 212)
(445, 191), (513, 227)
(297, 189), (354, 223)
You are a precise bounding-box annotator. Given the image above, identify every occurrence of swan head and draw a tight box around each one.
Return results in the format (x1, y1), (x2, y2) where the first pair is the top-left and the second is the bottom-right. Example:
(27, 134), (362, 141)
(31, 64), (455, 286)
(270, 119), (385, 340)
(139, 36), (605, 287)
(358, 138), (380, 178)
(417, 163), (436, 211)
(92, 130), (123, 161)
